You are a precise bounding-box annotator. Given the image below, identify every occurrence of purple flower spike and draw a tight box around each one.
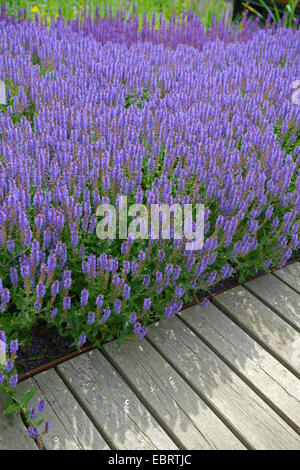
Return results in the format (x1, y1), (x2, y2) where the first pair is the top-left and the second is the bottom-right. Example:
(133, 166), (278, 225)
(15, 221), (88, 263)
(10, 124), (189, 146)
(10, 340), (18, 355)
(38, 399), (46, 412)
(44, 421), (51, 433)
(27, 427), (39, 440)
(87, 311), (95, 325)
(6, 359), (14, 373)
(9, 375), (18, 387)
(80, 289), (89, 307)
(77, 333), (87, 347)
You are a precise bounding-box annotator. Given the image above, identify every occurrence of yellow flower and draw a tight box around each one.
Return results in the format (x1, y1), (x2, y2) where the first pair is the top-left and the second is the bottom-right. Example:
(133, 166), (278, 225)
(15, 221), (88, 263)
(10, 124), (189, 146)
(31, 6), (39, 14)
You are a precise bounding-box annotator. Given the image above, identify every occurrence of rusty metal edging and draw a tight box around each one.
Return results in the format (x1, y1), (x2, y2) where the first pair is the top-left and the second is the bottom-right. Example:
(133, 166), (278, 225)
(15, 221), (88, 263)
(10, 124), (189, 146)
(18, 257), (300, 383)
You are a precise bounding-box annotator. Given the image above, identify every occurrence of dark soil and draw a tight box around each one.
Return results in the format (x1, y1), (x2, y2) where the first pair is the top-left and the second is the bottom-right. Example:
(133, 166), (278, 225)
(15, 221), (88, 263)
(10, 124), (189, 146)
(15, 320), (77, 373)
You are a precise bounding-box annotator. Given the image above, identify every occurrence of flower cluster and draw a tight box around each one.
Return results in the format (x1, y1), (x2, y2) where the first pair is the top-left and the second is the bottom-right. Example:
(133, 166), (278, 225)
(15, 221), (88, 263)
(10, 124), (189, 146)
(0, 329), (50, 442)
(0, 11), (298, 357)
(0, 331), (19, 388)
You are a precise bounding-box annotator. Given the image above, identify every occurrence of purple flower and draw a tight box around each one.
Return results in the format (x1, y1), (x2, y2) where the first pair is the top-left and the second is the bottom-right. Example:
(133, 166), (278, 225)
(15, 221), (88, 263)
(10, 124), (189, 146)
(44, 421), (51, 433)
(62, 269), (72, 290)
(0, 331), (7, 344)
(101, 307), (111, 323)
(165, 264), (173, 276)
(63, 296), (71, 310)
(10, 340), (18, 355)
(9, 374), (18, 387)
(122, 284), (131, 300)
(34, 300), (41, 312)
(80, 289), (89, 307)
(10, 268), (18, 286)
(0, 371), (5, 385)
(96, 295), (104, 309)
(47, 254), (56, 272)
(133, 322), (142, 334)
(77, 333), (87, 347)
(130, 312), (137, 324)
(1, 288), (10, 305)
(87, 311), (95, 325)
(175, 284), (185, 299)
(265, 206), (274, 219)
(6, 359), (14, 373)
(51, 280), (59, 297)
(123, 260), (130, 274)
(114, 299), (121, 315)
(137, 327), (148, 340)
(30, 407), (37, 419)
(27, 427), (39, 439)
(7, 238), (15, 254)
(201, 298), (210, 307)
(143, 298), (151, 311)
(20, 263), (30, 279)
(133, 322), (148, 340)
(172, 265), (181, 281)
(131, 261), (138, 275)
(50, 308), (57, 319)
(38, 399), (46, 412)
(143, 274), (150, 287)
(36, 282), (45, 299)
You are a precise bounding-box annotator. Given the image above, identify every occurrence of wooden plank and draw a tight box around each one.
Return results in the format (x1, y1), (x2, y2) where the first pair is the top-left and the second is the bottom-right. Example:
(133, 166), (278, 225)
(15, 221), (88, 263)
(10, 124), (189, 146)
(213, 286), (300, 376)
(0, 395), (37, 450)
(19, 369), (109, 450)
(146, 316), (300, 450)
(245, 274), (300, 331)
(273, 263), (300, 295)
(57, 349), (178, 450)
(180, 303), (300, 432)
(104, 338), (245, 450)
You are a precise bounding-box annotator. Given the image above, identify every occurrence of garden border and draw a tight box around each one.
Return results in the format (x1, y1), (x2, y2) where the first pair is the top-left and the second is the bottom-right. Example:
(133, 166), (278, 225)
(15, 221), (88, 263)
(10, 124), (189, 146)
(17, 255), (300, 384)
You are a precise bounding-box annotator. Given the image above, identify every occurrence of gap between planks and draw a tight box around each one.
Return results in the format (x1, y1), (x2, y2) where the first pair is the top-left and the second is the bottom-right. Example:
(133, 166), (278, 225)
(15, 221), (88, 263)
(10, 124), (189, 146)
(56, 350), (179, 451)
(178, 303), (300, 434)
(212, 286), (300, 379)
(145, 316), (300, 450)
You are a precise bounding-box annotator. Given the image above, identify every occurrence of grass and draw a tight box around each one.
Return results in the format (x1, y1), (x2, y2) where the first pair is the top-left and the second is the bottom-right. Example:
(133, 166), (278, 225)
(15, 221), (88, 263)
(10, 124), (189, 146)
(0, 0), (230, 27)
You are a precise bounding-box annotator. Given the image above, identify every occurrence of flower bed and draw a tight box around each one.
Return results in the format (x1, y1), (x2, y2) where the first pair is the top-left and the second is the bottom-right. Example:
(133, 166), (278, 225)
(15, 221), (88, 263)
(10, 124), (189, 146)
(0, 8), (299, 439)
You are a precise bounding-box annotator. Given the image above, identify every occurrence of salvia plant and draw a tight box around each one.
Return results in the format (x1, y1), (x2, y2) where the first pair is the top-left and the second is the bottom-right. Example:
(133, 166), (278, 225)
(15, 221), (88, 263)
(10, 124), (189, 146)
(0, 330), (50, 446)
(0, 4), (299, 442)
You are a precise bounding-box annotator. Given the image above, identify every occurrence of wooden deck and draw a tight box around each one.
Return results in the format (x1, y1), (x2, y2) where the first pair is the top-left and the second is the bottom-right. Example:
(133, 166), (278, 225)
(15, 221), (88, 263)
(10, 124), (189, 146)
(1, 262), (300, 450)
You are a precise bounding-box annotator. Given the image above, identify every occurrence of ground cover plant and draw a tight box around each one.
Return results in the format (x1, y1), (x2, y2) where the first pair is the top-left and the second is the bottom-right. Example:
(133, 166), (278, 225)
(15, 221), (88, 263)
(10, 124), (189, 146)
(0, 4), (299, 444)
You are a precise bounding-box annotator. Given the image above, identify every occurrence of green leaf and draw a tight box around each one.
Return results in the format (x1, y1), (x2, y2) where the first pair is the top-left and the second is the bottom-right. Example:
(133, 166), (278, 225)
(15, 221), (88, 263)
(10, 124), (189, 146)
(2, 401), (19, 418)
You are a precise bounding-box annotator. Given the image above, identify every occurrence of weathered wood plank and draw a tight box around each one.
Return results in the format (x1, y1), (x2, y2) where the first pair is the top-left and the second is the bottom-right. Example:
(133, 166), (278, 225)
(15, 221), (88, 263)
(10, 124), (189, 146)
(213, 286), (300, 376)
(244, 274), (300, 331)
(146, 316), (300, 450)
(180, 303), (300, 432)
(57, 349), (178, 450)
(0, 395), (37, 450)
(104, 338), (245, 450)
(19, 369), (109, 450)
(273, 263), (300, 295)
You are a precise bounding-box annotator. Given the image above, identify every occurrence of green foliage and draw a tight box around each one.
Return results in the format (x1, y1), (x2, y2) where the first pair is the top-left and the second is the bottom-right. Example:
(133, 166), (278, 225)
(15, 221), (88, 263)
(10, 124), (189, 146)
(0, 0), (230, 27)
(243, 0), (299, 27)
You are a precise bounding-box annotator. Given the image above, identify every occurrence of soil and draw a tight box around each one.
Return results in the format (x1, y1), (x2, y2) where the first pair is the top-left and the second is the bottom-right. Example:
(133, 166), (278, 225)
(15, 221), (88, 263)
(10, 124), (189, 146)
(15, 320), (77, 374)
